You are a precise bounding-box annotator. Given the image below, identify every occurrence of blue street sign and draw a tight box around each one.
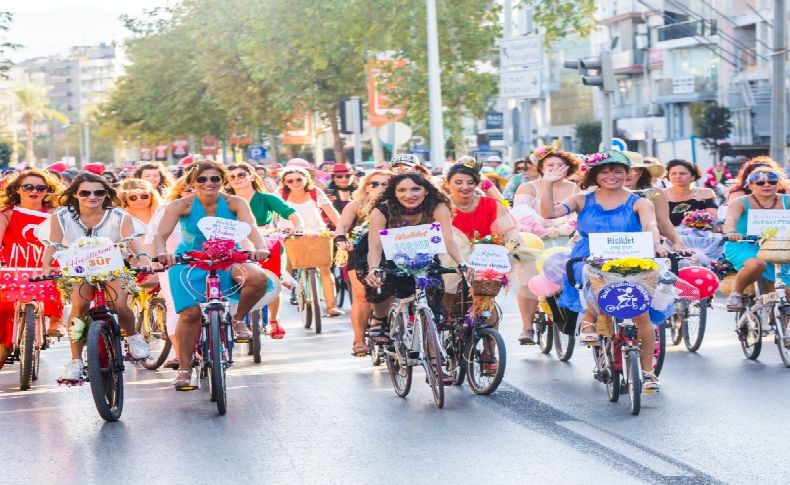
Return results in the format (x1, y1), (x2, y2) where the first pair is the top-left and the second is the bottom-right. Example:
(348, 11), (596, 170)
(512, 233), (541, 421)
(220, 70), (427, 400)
(611, 138), (627, 151)
(249, 145), (266, 161)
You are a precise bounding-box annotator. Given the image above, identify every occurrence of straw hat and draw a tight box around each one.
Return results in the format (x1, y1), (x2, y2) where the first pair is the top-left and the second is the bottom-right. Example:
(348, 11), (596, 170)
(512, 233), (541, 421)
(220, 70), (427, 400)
(623, 151), (665, 178)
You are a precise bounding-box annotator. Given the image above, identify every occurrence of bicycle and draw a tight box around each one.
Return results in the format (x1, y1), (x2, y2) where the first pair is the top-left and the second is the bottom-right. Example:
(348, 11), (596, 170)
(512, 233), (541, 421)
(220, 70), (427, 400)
(534, 293), (577, 361)
(130, 284), (170, 370)
(377, 265), (453, 408)
(441, 275), (507, 395)
(666, 297), (709, 352)
(0, 267), (55, 390)
(731, 241), (790, 366)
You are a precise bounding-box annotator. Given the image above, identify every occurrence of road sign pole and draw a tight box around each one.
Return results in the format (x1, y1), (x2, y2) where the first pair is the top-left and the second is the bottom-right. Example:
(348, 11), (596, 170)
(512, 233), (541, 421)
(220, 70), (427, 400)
(351, 96), (362, 164)
(426, 0), (445, 168)
(601, 90), (613, 150)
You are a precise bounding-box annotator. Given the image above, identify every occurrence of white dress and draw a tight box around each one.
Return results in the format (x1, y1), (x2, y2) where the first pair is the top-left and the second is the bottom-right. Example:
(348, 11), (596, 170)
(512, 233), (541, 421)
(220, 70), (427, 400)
(53, 207), (127, 245)
(287, 191), (331, 232)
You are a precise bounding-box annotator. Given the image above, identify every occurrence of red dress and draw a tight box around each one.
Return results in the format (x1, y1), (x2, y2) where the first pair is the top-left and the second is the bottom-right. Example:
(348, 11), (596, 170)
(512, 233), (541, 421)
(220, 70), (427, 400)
(452, 196), (499, 239)
(0, 207), (63, 347)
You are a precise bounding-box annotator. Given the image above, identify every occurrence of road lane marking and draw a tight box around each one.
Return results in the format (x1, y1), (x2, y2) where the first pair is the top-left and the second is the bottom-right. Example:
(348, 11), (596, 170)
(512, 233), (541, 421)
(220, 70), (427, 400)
(557, 420), (691, 477)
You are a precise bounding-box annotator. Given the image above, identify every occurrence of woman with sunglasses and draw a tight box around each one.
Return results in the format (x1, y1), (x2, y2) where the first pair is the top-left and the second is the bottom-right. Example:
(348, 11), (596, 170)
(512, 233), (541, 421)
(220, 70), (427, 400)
(326, 163), (358, 216)
(154, 161), (271, 388)
(727, 156), (788, 201)
(119, 178), (161, 226)
(334, 169), (393, 356)
(0, 169), (64, 369)
(279, 165), (344, 317)
(662, 159), (718, 226)
(134, 162), (174, 197)
(722, 168), (790, 311)
(41, 172), (153, 383)
(226, 162), (304, 338)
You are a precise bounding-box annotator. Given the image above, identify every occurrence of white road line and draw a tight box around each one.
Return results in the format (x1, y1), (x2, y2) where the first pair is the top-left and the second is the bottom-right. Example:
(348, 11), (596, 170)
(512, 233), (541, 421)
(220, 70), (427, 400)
(556, 420), (691, 477)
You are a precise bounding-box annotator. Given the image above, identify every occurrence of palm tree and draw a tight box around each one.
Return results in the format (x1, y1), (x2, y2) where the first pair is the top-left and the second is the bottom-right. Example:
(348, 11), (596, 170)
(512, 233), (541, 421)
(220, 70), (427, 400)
(12, 84), (69, 166)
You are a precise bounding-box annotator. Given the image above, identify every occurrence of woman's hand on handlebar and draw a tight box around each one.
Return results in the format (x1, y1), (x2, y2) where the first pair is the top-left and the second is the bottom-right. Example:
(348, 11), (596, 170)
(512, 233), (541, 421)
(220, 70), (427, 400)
(133, 254), (154, 272)
(654, 243), (669, 258)
(669, 240), (692, 257)
(457, 263), (474, 282)
(364, 268), (382, 289)
(251, 248), (270, 262)
(726, 232), (743, 242)
(157, 253), (177, 267)
(42, 265), (58, 277)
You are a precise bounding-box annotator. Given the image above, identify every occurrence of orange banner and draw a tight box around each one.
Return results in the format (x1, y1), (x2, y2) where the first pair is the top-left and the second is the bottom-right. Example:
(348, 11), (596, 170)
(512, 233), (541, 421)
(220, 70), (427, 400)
(368, 59), (406, 127)
(282, 113), (314, 145)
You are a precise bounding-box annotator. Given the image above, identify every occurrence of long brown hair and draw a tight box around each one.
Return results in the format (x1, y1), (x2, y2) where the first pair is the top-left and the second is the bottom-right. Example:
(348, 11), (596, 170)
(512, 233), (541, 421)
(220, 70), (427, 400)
(224, 162), (265, 194)
(183, 160), (230, 188)
(118, 178), (161, 212)
(133, 162), (174, 195)
(55, 172), (121, 215)
(0, 168), (61, 210)
(372, 173), (452, 228)
(353, 169), (394, 219)
(279, 167), (315, 196)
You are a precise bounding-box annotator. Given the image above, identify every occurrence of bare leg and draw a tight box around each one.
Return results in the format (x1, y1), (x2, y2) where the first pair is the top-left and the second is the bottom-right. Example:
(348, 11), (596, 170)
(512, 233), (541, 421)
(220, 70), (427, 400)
(319, 266), (338, 313)
(348, 271), (370, 343)
(105, 279), (134, 336)
(269, 295), (281, 321)
(66, 283), (92, 360)
(230, 263), (268, 320)
(518, 293), (539, 332)
(734, 259), (766, 293)
(0, 344), (7, 364)
(175, 307), (201, 371)
(633, 313), (655, 373)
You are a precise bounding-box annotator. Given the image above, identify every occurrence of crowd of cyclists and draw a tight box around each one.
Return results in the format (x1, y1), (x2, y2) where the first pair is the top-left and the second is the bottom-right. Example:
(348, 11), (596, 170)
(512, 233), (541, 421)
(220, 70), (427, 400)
(0, 146), (788, 400)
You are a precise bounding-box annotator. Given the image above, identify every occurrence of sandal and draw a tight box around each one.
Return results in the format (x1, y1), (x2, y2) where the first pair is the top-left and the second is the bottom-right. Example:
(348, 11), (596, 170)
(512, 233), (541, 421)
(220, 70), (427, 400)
(172, 369), (193, 389)
(369, 316), (390, 344)
(232, 319), (252, 342)
(642, 371), (660, 392)
(579, 321), (600, 345)
(351, 340), (368, 357)
(47, 327), (64, 338)
(326, 307), (345, 317)
(269, 320), (286, 340)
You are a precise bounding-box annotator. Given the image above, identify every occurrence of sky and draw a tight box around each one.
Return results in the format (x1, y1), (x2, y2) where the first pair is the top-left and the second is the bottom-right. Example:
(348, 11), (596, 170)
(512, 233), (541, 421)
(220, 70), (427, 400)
(5, 0), (172, 61)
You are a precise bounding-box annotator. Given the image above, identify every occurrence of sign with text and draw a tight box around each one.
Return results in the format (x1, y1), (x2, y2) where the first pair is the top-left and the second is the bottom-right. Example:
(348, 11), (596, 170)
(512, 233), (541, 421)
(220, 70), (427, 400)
(746, 210), (790, 236)
(469, 244), (511, 272)
(499, 34), (542, 70)
(380, 223), (447, 259)
(55, 240), (124, 277)
(499, 67), (542, 99)
(198, 217), (251, 243)
(589, 232), (654, 259)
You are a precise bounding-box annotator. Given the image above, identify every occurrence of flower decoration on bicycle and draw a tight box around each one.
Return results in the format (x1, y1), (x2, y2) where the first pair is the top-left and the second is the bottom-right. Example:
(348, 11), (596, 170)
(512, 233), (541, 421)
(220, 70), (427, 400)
(681, 210), (715, 231)
(53, 236), (140, 298)
(392, 252), (438, 289)
(185, 238), (249, 271)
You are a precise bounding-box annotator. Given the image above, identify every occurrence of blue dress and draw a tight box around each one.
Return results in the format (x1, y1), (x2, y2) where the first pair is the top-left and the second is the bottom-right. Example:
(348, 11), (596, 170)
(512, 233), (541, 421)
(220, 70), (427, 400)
(558, 191), (643, 313)
(168, 196), (238, 313)
(723, 195), (790, 285)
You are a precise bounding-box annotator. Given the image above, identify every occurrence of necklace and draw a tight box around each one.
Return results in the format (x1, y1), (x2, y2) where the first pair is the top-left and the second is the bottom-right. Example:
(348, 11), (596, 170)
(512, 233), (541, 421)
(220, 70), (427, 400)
(751, 194), (777, 209)
(401, 203), (424, 215)
(454, 197), (478, 212)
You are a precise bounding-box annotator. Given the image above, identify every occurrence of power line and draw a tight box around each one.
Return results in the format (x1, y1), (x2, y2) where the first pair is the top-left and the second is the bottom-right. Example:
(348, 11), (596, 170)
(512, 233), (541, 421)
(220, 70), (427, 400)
(697, 0), (772, 51)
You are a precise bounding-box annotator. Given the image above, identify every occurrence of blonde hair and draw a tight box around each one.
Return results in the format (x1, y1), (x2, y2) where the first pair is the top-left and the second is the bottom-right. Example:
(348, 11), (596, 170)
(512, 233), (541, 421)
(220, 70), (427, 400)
(279, 167), (315, 195)
(353, 169), (394, 217)
(119, 178), (161, 211)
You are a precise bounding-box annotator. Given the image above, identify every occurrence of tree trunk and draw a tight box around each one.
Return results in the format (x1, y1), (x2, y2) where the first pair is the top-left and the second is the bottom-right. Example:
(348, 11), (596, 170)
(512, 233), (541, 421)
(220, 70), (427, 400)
(328, 106), (345, 164)
(24, 114), (36, 166)
(269, 133), (280, 164)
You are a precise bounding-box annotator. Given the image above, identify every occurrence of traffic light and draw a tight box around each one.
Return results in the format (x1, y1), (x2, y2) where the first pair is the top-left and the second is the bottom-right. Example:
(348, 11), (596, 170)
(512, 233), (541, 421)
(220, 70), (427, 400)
(563, 53), (615, 93)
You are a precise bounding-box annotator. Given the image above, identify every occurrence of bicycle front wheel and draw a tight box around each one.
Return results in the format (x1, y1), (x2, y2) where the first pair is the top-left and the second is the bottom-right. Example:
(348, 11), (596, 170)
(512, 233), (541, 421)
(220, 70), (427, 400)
(535, 310), (553, 354)
(386, 311), (412, 397)
(653, 324), (666, 377)
(86, 319), (124, 422)
(19, 304), (37, 390)
(553, 326), (575, 361)
(776, 312), (790, 368)
(626, 348), (641, 416)
(419, 309), (444, 408)
(466, 327), (506, 395)
(738, 310), (762, 360)
(141, 298), (171, 370)
(683, 298), (707, 352)
(308, 269), (322, 334)
(207, 310), (227, 415)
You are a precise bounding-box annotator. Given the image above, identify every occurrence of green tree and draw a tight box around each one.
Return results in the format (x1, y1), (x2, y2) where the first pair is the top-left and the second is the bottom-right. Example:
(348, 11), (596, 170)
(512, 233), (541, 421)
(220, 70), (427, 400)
(0, 140), (11, 166)
(0, 12), (21, 79)
(13, 84), (69, 166)
(695, 104), (732, 162)
(520, 0), (596, 45)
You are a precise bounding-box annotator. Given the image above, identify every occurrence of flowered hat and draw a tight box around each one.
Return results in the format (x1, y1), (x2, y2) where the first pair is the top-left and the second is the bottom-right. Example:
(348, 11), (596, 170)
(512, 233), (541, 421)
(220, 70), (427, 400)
(580, 149), (631, 172)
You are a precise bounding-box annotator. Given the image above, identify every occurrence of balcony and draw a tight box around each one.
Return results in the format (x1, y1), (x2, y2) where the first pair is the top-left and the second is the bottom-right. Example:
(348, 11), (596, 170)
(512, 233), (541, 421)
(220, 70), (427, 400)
(611, 49), (647, 75)
(655, 76), (717, 103)
(656, 19), (717, 44)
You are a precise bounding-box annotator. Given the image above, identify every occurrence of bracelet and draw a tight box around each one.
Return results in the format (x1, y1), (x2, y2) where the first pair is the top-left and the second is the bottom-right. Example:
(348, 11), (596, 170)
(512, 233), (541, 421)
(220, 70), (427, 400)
(136, 253), (150, 259)
(559, 202), (572, 215)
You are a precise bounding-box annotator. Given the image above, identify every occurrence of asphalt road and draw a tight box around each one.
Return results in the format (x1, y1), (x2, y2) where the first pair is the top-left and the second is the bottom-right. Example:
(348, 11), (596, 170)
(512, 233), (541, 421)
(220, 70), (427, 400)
(1, 290), (788, 485)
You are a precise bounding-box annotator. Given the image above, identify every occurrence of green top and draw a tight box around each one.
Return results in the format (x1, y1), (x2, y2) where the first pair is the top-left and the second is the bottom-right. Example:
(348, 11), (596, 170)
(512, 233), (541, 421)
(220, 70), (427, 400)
(249, 191), (296, 226)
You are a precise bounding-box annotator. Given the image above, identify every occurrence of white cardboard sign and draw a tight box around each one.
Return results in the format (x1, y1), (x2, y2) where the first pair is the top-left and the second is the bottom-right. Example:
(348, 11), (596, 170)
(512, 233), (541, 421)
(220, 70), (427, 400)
(198, 217), (251, 242)
(380, 223), (447, 259)
(746, 209), (790, 236)
(469, 244), (512, 272)
(55, 240), (124, 277)
(589, 232), (654, 259)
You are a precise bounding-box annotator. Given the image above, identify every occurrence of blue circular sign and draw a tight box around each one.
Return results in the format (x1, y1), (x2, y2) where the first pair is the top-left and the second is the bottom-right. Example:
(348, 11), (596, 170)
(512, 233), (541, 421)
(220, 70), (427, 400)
(597, 281), (651, 319)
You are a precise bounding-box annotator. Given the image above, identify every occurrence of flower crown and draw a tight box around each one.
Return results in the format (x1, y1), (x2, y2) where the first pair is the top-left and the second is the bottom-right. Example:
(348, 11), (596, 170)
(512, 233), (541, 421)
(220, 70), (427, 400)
(579, 152), (613, 172)
(531, 139), (562, 162)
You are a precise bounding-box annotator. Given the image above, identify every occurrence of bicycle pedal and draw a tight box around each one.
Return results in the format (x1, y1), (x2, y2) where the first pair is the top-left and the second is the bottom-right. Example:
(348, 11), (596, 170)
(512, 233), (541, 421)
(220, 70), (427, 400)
(175, 385), (197, 392)
(235, 337), (251, 343)
(56, 378), (85, 387)
(643, 388), (659, 394)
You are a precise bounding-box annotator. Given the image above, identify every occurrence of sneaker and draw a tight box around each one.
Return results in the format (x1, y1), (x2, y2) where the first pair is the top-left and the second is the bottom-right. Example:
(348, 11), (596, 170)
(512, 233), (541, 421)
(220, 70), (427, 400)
(233, 320), (252, 341)
(126, 333), (151, 360)
(643, 371), (660, 392)
(726, 293), (744, 312)
(59, 359), (84, 382)
(518, 330), (536, 345)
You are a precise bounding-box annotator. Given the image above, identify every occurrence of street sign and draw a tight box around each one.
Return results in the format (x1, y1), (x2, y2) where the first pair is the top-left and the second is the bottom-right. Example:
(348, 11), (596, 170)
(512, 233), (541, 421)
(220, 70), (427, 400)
(611, 138), (627, 151)
(248, 144), (266, 161)
(378, 121), (413, 146)
(499, 34), (542, 70)
(499, 67), (542, 99)
(485, 111), (504, 130)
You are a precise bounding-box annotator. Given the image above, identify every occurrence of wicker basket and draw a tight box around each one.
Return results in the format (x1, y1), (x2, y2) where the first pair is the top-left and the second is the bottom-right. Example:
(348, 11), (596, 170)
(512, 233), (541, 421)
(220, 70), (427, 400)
(757, 239), (790, 264)
(718, 274), (756, 296)
(283, 236), (333, 269)
(472, 279), (503, 297)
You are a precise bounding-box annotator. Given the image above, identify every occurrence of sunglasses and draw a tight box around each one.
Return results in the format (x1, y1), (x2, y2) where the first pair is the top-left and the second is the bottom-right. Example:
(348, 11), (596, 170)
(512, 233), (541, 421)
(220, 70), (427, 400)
(77, 189), (107, 198)
(229, 172), (249, 180)
(334, 173), (352, 179)
(284, 177), (303, 184)
(753, 180), (779, 187)
(370, 181), (388, 189)
(21, 184), (49, 193)
(127, 194), (151, 201)
(196, 175), (222, 184)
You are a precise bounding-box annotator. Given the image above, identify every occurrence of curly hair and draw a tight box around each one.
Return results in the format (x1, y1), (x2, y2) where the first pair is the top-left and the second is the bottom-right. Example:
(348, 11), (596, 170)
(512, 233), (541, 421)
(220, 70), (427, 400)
(372, 173), (452, 228)
(133, 162), (174, 195)
(224, 162), (266, 194)
(0, 168), (61, 210)
(166, 168), (196, 201)
(279, 167), (315, 195)
(55, 172), (121, 215)
(118, 178), (161, 212)
(536, 152), (580, 177)
(445, 160), (482, 185)
(665, 159), (702, 181)
(353, 169), (394, 219)
(729, 156), (787, 196)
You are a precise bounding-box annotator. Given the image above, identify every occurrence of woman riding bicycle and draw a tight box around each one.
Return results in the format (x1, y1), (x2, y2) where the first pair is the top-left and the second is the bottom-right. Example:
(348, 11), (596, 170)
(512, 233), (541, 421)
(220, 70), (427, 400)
(334, 169), (393, 356)
(0, 169), (64, 369)
(727, 156), (786, 202)
(225, 162), (304, 339)
(279, 164), (343, 317)
(119, 178), (161, 227)
(41, 172), (153, 383)
(512, 145), (580, 345)
(133, 162), (173, 197)
(154, 161), (271, 389)
(723, 168), (790, 311)
(541, 150), (666, 390)
(662, 159), (718, 226)
(364, 172), (471, 342)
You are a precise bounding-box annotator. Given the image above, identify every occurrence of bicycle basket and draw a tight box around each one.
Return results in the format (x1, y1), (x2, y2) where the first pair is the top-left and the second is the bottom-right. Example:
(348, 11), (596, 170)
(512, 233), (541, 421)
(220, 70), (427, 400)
(757, 239), (790, 264)
(283, 236), (333, 269)
(471, 279), (503, 297)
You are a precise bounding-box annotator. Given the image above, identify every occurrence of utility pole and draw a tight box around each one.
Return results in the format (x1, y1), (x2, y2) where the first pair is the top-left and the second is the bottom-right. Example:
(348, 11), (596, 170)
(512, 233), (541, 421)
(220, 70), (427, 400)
(563, 52), (616, 150)
(426, 0), (445, 168)
(503, 0), (513, 162)
(350, 96), (362, 164)
(771, 0), (786, 164)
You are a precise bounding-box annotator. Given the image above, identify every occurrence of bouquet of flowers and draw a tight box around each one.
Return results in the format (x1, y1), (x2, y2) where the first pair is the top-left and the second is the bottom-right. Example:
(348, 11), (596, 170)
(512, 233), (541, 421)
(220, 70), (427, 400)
(711, 257), (736, 279)
(583, 257), (662, 318)
(185, 238), (248, 271)
(392, 252), (438, 289)
(469, 232), (505, 246)
(589, 257), (658, 276)
(69, 315), (92, 343)
(348, 222), (369, 246)
(681, 210), (715, 230)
